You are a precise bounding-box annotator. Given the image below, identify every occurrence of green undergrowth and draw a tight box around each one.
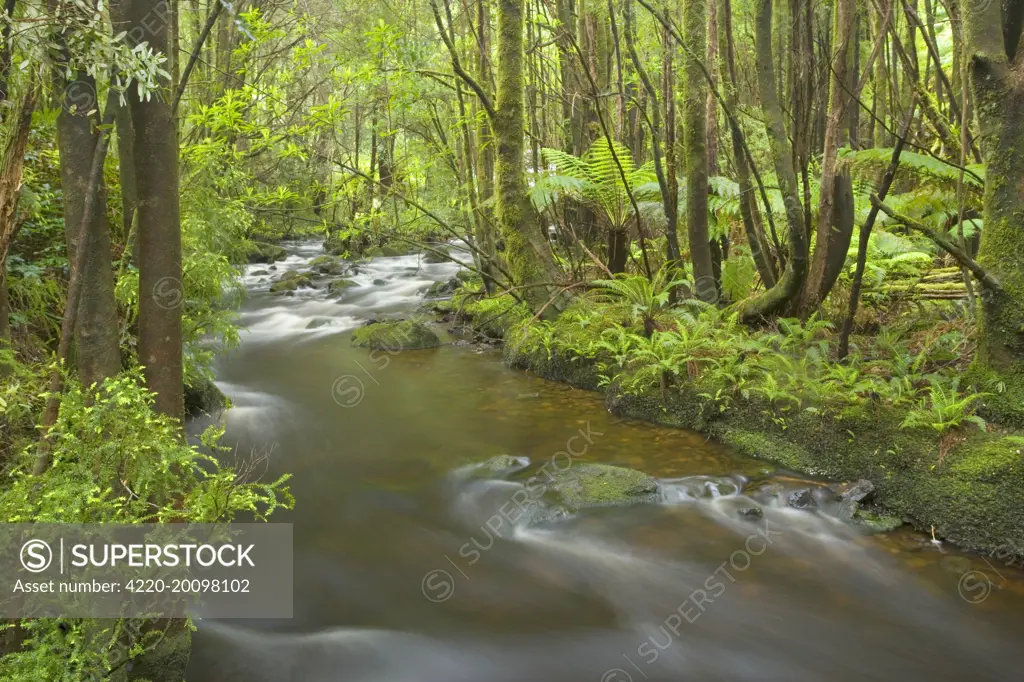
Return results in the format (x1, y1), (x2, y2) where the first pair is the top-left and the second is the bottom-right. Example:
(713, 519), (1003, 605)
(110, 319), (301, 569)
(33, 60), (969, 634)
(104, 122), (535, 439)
(0, 366), (293, 679)
(450, 286), (1024, 554)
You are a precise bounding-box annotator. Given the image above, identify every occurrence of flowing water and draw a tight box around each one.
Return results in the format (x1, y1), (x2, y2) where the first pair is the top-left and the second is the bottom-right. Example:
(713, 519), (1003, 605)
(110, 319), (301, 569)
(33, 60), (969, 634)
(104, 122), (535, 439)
(187, 242), (1024, 682)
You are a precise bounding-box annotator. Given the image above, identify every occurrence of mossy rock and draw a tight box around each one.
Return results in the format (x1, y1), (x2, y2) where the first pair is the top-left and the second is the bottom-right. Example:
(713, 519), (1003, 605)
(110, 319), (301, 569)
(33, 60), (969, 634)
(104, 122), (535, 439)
(423, 247), (450, 263)
(269, 279), (299, 293)
(184, 376), (228, 418)
(456, 269), (479, 284)
(309, 255), (347, 275)
(851, 509), (905, 534)
(469, 454), (531, 478)
(352, 320), (440, 351)
(309, 255), (338, 267)
(363, 244), (409, 258)
(545, 463), (660, 512)
(269, 271), (315, 293)
(426, 277), (460, 297)
(247, 241), (287, 264)
(327, 278), (358, 295)
(323, 237), (348, 256)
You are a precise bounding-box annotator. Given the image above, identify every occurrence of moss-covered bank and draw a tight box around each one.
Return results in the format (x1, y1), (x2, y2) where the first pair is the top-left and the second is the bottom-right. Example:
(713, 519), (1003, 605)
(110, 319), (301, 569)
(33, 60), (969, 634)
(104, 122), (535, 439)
(467, 307), (1024, 557)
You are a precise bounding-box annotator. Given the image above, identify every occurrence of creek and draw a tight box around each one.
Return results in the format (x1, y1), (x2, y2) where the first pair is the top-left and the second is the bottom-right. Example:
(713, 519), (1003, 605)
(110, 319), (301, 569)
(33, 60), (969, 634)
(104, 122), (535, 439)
(186, 241), (1024, 681)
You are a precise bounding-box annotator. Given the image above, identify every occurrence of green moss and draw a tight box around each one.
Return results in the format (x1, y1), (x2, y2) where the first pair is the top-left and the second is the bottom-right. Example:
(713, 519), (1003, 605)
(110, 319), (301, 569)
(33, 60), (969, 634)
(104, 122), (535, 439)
(715, 427), (812, 471)
(544, 463), (660, 512)
(949, 437), (1023, 481)
(247, 241), (287, 264)
(327, 278), (358, 295)
(352, 320), (440, 351)
(183, 375), (229, 418)
(309, 255), (338, 267)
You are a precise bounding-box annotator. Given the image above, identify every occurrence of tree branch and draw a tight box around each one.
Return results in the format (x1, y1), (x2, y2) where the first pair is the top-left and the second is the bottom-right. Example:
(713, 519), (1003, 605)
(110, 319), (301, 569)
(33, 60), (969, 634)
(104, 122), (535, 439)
(871, 195), (1001, 292)
(429, 0), (496, 120)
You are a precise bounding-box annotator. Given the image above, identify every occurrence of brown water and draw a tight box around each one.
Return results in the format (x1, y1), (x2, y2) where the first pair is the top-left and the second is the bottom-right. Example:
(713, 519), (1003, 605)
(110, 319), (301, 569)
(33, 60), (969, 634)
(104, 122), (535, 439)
(187, 242), (1024, 682)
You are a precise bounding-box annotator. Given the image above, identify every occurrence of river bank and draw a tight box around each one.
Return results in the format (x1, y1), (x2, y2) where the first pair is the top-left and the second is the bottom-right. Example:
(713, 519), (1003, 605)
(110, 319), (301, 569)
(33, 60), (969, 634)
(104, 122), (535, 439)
(431, 288), (1024, 558)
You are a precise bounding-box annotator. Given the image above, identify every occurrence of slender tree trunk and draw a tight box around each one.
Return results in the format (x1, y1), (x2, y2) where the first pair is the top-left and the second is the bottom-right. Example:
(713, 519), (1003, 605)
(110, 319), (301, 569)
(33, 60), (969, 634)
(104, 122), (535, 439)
(477, 0), (499, 292)
(54, 70), (122, 387)
(799, 0), (855, 316)
(706, 0), (719, 176)
(739, 0), (808, 321)
(126, 0), (185, 423)
(622, 0), (681, 270)
(682, 0), (716, 301)
(719, 0), (776, 288)
(109, 0), (138, 249)
(962, 2), (1024, 426)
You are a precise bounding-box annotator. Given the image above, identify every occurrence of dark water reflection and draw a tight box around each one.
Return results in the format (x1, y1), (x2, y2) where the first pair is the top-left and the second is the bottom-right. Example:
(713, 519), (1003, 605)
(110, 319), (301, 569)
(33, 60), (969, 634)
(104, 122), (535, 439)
(187, 243), (1024, 682)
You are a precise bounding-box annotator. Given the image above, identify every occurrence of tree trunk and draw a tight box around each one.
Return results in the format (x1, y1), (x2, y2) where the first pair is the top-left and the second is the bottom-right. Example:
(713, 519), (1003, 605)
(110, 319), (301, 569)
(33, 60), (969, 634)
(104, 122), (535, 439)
(963, 2), (1024, 426)
(495, 0), (566, 315)
(682, 0), (716, 301)
(0, 85), (37, 374)
(126, 0), (185, 422)
(476, 0), (498, 292)
(799, 0), (855, 316)
(738, 0), (808, 321)
(54, 70), (122, 388)
(719, 0), (776, 288)
(109, 0), (138, 249)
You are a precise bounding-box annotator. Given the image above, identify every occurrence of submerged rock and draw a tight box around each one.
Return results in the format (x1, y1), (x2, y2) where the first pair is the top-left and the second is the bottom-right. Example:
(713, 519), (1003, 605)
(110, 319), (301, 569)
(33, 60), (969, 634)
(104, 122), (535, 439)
(473, 454), (531, 477)
(787, 488), (818, 510)
(738, 507), (764, 519)
(251, 269), (269, 276)
(352, 320), (441, 351)
(545, 463), (659, 512)
(829, 478), (876, 504)
(247, 241), (287, 264)
(745, 481), (785, 504)
(184, 375), (228, 418)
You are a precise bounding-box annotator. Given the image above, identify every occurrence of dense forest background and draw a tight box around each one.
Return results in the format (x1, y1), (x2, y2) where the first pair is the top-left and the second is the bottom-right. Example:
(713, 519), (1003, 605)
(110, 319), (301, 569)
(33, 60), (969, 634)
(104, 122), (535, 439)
(0, 0), (1023, 675)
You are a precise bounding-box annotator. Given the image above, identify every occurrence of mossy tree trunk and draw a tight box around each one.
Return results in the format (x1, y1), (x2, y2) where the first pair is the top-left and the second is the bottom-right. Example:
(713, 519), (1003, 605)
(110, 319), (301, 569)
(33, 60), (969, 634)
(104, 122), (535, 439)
(495, 0), (567, 315)
(963, 0), (1024, 426)
(738, 0), (808, 321)
(682, 0), (716, 301)
(126, 0), (185, 422)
